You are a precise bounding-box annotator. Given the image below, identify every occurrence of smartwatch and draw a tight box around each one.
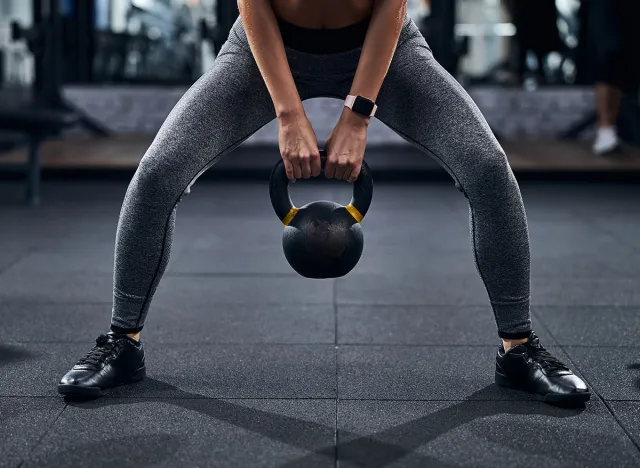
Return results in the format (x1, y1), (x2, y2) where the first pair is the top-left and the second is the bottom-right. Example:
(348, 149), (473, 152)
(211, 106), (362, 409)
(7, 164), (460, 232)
(345, 95), (378, 118)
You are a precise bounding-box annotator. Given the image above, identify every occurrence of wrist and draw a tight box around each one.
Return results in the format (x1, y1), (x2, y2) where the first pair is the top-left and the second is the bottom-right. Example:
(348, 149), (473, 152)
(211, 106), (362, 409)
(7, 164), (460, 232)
(276, 104), (305, 121)
(342, 107), (370, 128)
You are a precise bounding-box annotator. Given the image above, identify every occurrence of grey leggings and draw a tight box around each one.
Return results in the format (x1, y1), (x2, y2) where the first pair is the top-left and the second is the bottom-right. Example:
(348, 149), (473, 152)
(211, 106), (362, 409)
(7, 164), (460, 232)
(111, 16), (532, 339)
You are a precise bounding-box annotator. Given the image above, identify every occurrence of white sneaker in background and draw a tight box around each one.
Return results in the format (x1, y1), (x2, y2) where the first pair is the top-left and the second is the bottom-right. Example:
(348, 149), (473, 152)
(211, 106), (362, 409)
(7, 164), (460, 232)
(593, 126), (621, 155)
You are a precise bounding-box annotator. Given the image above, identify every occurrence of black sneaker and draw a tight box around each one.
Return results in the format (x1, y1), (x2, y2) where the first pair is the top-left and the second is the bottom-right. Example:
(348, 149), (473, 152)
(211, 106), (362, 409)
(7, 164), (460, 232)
(495, 331), (590, 405)
(58, 332), (146, 398)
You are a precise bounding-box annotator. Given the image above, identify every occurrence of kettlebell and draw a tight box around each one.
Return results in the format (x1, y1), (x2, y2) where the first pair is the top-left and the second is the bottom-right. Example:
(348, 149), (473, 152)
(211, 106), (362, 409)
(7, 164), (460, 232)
(269, 151), (374, 279)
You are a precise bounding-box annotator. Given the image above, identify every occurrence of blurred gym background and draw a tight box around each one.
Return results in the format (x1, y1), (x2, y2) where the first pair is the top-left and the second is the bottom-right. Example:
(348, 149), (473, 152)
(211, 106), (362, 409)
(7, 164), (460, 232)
(1, 0), (639, 204)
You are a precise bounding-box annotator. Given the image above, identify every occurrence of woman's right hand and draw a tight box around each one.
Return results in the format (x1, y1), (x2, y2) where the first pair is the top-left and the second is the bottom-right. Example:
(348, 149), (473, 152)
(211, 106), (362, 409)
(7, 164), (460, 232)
(278, 111), (322, 181)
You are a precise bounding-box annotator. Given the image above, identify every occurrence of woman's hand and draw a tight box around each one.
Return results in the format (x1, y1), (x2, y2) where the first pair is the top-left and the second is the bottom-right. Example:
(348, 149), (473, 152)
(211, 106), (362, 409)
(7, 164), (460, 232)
(325, 110), (369, 182)
(278, 111), (322, 181)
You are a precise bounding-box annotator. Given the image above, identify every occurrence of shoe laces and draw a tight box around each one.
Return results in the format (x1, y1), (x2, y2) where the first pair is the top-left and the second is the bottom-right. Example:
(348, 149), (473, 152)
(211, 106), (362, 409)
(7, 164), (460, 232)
(76, 334), (124, 370)
(526, 336), (569, 373)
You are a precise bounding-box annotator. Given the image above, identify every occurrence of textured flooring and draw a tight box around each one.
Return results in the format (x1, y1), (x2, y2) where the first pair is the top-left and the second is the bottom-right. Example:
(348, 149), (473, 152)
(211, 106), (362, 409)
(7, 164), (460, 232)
(1, 179), (640, 467)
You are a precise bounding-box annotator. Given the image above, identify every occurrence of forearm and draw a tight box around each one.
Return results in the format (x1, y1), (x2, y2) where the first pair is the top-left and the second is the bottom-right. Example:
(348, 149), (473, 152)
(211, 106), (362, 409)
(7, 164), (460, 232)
(237, 0), (303, 117)
(349, 0), (407, 102)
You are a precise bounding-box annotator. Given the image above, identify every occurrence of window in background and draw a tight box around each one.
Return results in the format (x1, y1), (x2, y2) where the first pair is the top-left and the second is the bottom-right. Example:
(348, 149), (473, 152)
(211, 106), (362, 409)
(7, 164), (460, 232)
(0, 0), (34, 89)
(93, 0), (216, 84)
(455, 0), (582, 87)
(455, 0), (514, 84)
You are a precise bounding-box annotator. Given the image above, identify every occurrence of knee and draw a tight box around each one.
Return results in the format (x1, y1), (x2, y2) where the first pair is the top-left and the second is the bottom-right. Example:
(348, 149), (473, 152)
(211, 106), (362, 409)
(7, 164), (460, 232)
(457, 148), (517, 199)
(126, 153), (190, 208)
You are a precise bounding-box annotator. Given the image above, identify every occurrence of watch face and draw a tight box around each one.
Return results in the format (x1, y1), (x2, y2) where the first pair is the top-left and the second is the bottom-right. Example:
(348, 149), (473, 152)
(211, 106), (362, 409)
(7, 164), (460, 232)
(352, 96), (375, 116)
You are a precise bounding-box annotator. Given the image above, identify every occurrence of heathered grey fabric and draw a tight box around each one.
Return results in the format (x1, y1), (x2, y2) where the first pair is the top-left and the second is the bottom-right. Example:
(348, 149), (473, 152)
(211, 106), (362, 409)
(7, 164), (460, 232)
(111, 16), (531, 337)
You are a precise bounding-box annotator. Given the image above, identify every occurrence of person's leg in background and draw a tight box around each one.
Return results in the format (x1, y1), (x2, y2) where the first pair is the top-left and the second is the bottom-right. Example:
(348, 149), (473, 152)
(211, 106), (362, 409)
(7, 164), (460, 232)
(376, 20), (589, 403)
(589, 0), (626, 155)
(58, 25), (277, 397)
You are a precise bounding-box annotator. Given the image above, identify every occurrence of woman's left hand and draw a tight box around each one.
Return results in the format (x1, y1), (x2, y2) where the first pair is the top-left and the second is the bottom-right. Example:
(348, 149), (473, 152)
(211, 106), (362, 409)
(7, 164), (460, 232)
(324, 109), (369, 182)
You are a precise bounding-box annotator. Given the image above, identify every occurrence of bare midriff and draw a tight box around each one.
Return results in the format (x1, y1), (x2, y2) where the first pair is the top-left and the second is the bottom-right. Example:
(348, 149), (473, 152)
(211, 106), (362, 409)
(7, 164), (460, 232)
(270, 0), (374, 28)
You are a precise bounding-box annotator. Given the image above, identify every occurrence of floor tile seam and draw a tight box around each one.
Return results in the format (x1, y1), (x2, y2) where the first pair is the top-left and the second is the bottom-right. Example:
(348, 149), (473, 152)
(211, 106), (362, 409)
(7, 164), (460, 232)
(320, 397), (606, 403)
(10, 272), (640, 279)
(1, 395), (591, 402)
(524, 325), (607, 407)
(0, 301), (112, 306)
(15, 400), (68, 468)
(6, 303), (640, 311)
(529, 308), (560, 346)
(0, 246), (39, 276)
(6, 299), (640, 307)
(9, 341), (628, 347)
(333, 276), (340, 467)
(163, 272), (303, 278)
(0, 341), (523, 347)
(0, 395), (64, 399)
(601, 399), (640, 454)
(532, 305), (640, 310)
(552, 339), (634, 438)
(1, 396), (338, 400)
(1, 341), (339, 346)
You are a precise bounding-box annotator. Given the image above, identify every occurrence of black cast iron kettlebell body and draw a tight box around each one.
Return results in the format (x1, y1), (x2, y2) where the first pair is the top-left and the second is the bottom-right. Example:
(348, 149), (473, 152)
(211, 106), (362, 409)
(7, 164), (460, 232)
(269, 151), (374, 279)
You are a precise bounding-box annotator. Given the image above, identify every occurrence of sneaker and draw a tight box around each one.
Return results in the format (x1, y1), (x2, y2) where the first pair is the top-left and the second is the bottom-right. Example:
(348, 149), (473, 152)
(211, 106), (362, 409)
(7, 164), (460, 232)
(593, 127), (621, 155)
(58, 332), (146, 398)
(495, 331), (590, 405)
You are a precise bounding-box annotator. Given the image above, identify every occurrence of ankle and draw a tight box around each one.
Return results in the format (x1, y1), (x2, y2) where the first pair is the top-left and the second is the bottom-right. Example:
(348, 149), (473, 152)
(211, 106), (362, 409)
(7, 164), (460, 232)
(502, 337), (528, 352)
(126, 332), (141, 342)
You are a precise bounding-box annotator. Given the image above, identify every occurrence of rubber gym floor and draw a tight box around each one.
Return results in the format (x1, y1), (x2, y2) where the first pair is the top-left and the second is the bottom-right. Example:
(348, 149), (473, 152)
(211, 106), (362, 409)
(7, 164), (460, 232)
(1, 179), (640, 467)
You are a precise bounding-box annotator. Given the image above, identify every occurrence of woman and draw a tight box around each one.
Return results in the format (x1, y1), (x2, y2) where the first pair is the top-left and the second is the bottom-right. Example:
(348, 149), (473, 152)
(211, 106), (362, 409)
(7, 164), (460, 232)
(58, 0), (589, 404)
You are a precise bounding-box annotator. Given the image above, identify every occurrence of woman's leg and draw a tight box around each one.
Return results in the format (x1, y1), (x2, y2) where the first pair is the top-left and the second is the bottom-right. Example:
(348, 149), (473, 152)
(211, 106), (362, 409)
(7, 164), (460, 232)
(376, 31), (531, 340)
(59, 27), (278, 397)
(375, 23), (589, 403)
(110, 38), (276, 334)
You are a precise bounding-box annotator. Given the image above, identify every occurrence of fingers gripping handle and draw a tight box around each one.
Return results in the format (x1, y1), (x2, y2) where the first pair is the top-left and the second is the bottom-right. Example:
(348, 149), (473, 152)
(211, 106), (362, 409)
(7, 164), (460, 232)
(269, 151), (374, 226)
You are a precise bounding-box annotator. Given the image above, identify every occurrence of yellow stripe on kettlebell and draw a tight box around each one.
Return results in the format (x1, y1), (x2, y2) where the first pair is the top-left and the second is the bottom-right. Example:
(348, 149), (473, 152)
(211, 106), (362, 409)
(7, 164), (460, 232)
(345, 204), (363, 223)
(282, 207), (299, 226)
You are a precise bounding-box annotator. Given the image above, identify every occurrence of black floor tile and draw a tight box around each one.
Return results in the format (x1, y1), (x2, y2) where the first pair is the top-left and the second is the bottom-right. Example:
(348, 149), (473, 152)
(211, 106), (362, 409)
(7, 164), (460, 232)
(353, 249), (478, 275)
(534, 306), (640, 346)
(337, 305), (553, 345)
(336, 273), (488, 306)
(336, 400), (640, 468)
(6, 243), (116, 274)
(563, 347), (640, 401)
(527, 218), (625, 254)
(23, 399), (335, 468)
(170, 244), (292, 274)
(1, 301), (335, 344)
(154, 275), (334, 307)
(0, 239), (36, 273)
(587, 218), (640, 252)
(0, 249), (28, 274)
(0, 302), (110, 342)
(609, 402), (640, 447)
(530, 278), (640, 306)
(0, 272), (112, 303)
(4, 181), (640, 466)
(337, 345), (579, 401)
(362, 216), (470, 250)
(0, 398), (66, 468)
(145, 303), (335, 344)
(0, 343), (336, 399)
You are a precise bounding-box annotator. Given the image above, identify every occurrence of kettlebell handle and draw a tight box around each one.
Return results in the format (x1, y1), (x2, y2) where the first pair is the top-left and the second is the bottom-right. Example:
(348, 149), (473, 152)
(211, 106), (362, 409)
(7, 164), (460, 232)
(269, 150), (374, 226)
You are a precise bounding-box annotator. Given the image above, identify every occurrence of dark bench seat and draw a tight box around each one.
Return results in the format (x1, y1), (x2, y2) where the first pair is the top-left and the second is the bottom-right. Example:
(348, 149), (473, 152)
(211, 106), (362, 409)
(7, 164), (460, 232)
(0, 108), (78, 205)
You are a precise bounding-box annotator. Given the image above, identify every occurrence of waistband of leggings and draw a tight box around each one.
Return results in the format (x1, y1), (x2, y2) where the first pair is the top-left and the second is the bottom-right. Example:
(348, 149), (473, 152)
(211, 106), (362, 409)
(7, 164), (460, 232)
(277, 16), (370, 54)
(229, 14), (418, 78)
